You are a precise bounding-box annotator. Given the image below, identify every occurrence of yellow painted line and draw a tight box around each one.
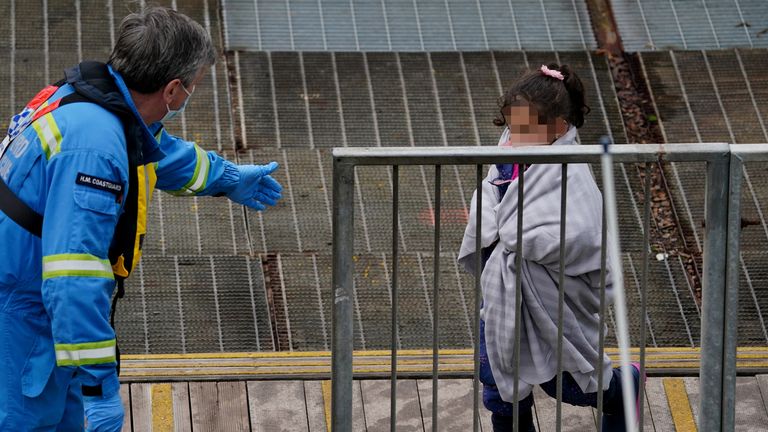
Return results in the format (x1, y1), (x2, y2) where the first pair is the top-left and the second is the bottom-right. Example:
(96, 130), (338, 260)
(119, 353), (768, 370)
(121, 358), (476, 369)
(117, 347), (768, 380)
(663, 378), (697, 432)
(120, 348), (474, 360)
(151, 383), (174, 432)
(121, 347), (768, 361)
(120, 365), (477, 378)
(119, 361), (768, 379)
(321, 380), (332, 432)
(115, 355), (768, 371)
(122, 351), (333, 360)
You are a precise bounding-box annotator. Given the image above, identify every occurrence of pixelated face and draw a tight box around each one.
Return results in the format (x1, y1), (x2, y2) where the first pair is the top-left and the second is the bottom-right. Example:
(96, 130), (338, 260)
(502, 101), (562, 146)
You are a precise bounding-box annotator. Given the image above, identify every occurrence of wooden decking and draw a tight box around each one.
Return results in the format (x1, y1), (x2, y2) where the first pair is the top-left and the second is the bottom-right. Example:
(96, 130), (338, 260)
(119, 376), (768, 431)
(119, 347), (768, 382)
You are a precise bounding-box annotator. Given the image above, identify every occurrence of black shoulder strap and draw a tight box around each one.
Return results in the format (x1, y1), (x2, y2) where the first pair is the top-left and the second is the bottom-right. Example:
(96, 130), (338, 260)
(0, 90), (108, 238)
(0, 176), (43, 237)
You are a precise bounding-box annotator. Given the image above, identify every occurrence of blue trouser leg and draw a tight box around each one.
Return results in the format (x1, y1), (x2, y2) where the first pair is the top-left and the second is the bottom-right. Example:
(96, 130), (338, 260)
(539, 366), (639, 432)
(0, 310), (79, 431)
(57, 378), (85, 431)
(480, 318), (535, 431)
(480, 315), (638, 432)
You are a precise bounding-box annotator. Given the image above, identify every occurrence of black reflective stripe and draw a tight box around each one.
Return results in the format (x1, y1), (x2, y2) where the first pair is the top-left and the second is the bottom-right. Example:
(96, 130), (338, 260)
(0, 176), (42, 237)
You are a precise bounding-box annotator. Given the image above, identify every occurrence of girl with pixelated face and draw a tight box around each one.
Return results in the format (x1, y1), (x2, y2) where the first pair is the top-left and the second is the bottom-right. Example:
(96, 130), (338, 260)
(459, 64), (642, 432)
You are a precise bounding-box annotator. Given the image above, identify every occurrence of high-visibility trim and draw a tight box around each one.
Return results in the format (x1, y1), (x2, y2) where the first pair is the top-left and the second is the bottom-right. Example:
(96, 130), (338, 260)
(188, 145), (210, 192)
(42, 253), (114, 280)
(170, 144), (209, 195)
(55, 339), (117, 367)
(31, 102), (51, 159)
(31, 98), (62, 122)
(26, 85), (59, 111)
(31, 109), (63, 160)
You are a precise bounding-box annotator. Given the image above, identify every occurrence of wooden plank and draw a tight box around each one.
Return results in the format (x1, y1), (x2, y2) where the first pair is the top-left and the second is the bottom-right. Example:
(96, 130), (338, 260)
(131, 383), (152, 432)
(352, 380), (368, 431)
(151, 383), (174, 431)
(733, 377), (768, 430)
(248, 381), (308, 431)
(122, 346), (768, 382)
(321, 380), (332, 430)
(645, 378), (675, 431)
(683, 377), (700, 427)
(172, 382), (192, 432)
(636, 380), (655, 431)
(417, 378), (476, 431)
(360, 379), (423, 431)
(532, 386), (596, 432)
(479, 405), (493, 432)
(190, 381), (250, 431)
(120, 384), (132, 432)
(757, 375), (768, 421)
(303, 381), (328, 432)
(461, 381), (491, 432)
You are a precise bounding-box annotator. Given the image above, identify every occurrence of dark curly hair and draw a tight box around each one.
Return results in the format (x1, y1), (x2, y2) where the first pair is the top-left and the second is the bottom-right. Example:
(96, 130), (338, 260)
(494, 63), (591, 128)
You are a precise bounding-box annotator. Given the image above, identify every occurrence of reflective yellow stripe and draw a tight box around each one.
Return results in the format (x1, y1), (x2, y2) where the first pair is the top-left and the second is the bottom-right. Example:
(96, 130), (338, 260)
(43, 253), (114, 280)
(187, 145), (209, 192)
(31, 111), (62, 160)
(31, 120), (50, 159)
(43, 113), (63, 156)
(55, 339), (117, 366)
(170, 144), (210, 195)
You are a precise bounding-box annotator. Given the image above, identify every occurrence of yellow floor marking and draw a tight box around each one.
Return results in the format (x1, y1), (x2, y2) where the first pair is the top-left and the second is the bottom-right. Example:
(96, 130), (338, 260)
(151, 383), (174, 432)
(121, 346), (768, 362)
(119, 361), (768, 379)
(663, 378), (697, 432)
(321, 380), (332, 432)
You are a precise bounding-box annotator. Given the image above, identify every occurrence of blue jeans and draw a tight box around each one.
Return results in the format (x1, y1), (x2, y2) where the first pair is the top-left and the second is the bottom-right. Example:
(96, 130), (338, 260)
(480, 320), (636, 432)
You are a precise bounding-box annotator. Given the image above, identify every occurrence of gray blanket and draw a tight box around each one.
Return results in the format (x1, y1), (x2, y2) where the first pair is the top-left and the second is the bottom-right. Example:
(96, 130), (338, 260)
(458, 128), (614, 402)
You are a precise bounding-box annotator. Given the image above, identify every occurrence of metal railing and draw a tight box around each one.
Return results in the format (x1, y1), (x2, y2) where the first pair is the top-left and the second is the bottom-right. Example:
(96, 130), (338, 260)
(331, 143), (748, 431)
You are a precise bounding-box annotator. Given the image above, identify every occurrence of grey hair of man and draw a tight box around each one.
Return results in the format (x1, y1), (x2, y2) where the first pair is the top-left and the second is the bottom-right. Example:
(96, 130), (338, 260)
(108, 6), (216, 94)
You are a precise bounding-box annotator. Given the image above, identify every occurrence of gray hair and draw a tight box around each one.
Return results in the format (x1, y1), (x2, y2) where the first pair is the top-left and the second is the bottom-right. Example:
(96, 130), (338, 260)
(108, 6), (216, 93)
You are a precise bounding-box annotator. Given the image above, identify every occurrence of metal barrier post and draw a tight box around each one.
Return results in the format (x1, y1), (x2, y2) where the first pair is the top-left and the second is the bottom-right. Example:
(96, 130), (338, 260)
(699, 152), (730, 431)
(332, 157), (355, 432)
(722, 151), (744, 430)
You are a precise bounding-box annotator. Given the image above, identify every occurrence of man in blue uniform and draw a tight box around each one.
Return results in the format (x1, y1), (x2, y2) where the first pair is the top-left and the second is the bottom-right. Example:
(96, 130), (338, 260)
(0, 6), (282, 430)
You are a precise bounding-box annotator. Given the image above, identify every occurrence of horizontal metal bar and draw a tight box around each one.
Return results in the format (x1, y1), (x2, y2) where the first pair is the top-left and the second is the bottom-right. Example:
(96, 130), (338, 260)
(729, 144), (768, 162)
(332, 143), (730, 166)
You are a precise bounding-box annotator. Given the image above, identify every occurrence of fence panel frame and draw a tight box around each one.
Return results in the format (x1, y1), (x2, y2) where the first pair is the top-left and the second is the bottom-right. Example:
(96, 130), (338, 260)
(330, 143), (738, 432)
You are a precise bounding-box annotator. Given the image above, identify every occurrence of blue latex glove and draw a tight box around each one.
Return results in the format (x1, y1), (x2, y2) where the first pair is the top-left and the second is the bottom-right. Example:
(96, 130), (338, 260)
(228, 162), (283, 211)
(83, 376), (124, 432)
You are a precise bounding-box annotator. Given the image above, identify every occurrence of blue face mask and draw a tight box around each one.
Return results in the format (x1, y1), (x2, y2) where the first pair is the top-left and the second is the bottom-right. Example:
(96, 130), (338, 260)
(161, 83), (194, 123)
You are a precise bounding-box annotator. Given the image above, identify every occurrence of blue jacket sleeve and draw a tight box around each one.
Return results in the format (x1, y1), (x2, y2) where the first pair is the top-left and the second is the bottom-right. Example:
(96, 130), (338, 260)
(153, 129), (239, 196)
(41, 148), (127, 388)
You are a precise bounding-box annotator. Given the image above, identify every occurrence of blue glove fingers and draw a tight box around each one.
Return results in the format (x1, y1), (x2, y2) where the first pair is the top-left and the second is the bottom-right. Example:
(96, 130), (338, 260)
(260, 175), (283, 193)
(253, 191), (278, 207)
(260, 188), (282, 202)
(244, 199), (267, 211)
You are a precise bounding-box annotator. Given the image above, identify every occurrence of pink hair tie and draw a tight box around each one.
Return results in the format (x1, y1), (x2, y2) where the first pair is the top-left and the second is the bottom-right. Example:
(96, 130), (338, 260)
(540, 65), (564, 81)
